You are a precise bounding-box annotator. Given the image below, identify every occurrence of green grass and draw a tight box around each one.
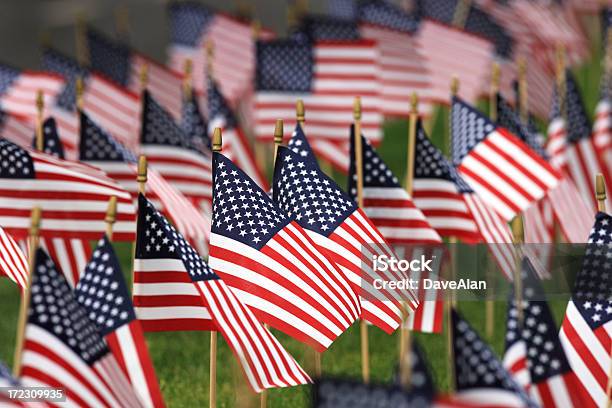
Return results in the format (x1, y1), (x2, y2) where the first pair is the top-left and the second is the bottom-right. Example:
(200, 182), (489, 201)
(0, 31), (605, 407)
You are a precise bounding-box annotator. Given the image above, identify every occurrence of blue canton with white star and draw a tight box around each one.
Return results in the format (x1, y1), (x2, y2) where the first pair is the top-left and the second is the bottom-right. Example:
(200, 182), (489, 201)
(137, 194), (217, 281)
(167, 2), (214, 47)
(328, 0), (358, 20)
(213, 152), (291, 249)
(41, 47), (89, 111)
(452, 310), (538, 407)
(79, 112), (136, 163)
(287, 124), (317, 164)
(75, 236), (136, 336)
(451, 97), (496, 166)
(181, 92), (210, 149)
(207, 77), (237, 129)
(86, 28), (131, 87)
(296, 15), (361, 42)
(0, 138), (35, 178)
(141, 91), (207, 156)
(0, 63), (20, 96)
(256, 40), (313, 92)
(392, 340), (435, 405)
(358, 0), (419, 33)
(414, 121), (473, 194)
(348, 126), (400, 199)
(573, 212), (612, 330)
(32, 117), (65, 159)
(273, 146), (355, 237)
(29, 248), (109, 364)
(564, 70), (592, 144)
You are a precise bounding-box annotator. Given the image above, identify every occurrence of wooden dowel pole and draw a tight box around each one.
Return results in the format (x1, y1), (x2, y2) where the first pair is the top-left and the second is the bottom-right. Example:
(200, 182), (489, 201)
(273, 119), (283, 168)
(296, 99), (305, 129)
(210, 128), (222, 408)
(13, 207), (42, 376)
(105, 196), (118, 240)
(35, 90), (44, 152)
(452, 0), (472, 29)
(596, 173), (607, 212)
(489, 62), (500, 123)
(353, 96), (369, 384)
(137, 155), (147, 195)
(76, 76), (84, 112)
(511, 216), (524, 324)
(139, 64), (149, 93)
(183, 58), (193, 101)
(518, 57), (528, 123)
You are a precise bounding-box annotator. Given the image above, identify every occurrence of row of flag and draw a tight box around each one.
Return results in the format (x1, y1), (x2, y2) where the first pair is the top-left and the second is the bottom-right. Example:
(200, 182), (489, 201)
(0, 0), (610, 406)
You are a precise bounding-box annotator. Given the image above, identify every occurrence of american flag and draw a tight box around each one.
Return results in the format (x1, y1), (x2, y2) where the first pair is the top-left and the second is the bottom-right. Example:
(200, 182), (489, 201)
(0, 224), (28, 289)
(19, 248), (143, 407)
(79, 111), (210, 254)
(140, 91), (213, 212)
(181, 92), (210, 149)
(559, 212), (612, 407)
(497, 91), (592, 244)
(86, 27), (184, 119)
(0, 63), (65, 124)
(506, 258), (591, 407)
(415, 20), (494, 105)
(548, 70), (611, 213)
(253, 37), (382, 172)
(41, 47), (141, 157)
(348, 127), (441, 244)
(29, 117), (93, 286)
(451, 310), (538, 407)
(167, 2), (268, 105)
(0, 138), (136, 241)
(452, 96), (561, 222)
(347, 126), (443, 333)
(209, 150), (362, 351)
(134, 194), (311, 391)
(547, 86), (567, 169)
(274, 142), (417, 334)
(413, 121), (517, 280)
(207, 77), (267, 189)
(75, 236), (165, 407)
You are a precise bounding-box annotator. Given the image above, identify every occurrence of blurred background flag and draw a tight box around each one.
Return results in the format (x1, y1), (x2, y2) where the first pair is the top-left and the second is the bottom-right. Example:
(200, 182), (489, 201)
(0, 224), (28, 290)
(76, 236), (166, 408)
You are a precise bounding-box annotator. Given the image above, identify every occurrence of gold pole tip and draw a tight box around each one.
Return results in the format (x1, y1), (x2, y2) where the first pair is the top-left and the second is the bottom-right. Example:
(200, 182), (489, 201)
(274, 119), (284, 145)
(491, 62), (500, 87)
(206, 40), (215, 58)
(139, 65), (148, 90)
(105, 196), (118, 224)
(251, 20), (262, 38)
(36, 90), (44, 112)
(184, 59), (193, 76)
(596, 173), (607, 201)
(451, 76), (460, 96)
(410, 92), (418, 114)
(511, 215), (524, 244)
(296, 99), (305, 122)
(353, 96), (361, 120)
(137, 155), (147, 178)
(212, 128), (222, 152)
(517, 57), (527, 76)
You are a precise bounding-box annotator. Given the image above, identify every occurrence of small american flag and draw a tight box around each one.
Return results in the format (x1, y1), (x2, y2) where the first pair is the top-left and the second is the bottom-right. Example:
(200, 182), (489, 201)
(79, 111), (210, 254)
(451, 310), (538, 407)
(559, 212), (612, 407)
(167, 2), (267, 105)
(0, 224), (28, 289)
(348, 127), (441, 244)
(19, 248), (143, 407)
(0, 138), (136, 241)
(42, 47), (141, 156)
(508, 258), (591, 407)
(134, 194), (311, 391)
(0, 63), (65, 124)
(274, 141), (416, 334)
(75, 236), (165, 408)
(253, 37), (383, 172)
(209, 151), (361, 350)
(0, 110), (33, 149)
(452, 96), (560, 221)
(181, 92), (210, 149)
(208, 77), (267, 189)
(140, 91), (213, 212)
(413, 122), (517, 280)
(86, 27), (184, 119)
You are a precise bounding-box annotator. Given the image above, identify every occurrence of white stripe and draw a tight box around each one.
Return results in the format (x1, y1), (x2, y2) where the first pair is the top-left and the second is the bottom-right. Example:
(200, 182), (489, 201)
(116, 326), (154, 408)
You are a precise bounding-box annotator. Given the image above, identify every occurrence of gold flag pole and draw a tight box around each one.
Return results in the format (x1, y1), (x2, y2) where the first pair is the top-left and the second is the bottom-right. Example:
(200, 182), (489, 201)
(518, 57), (528, 123)
(183, 58), (193, 102)
(511, 216), (524, 324)
(399, 92), (419, 387)
(353, 96), (370, 384)
(210, 128), (223, 408)
(452, 0), (472, 29)
(35, 90), (44, 152)
(76, 77), (84, 112)
(12, 207), (42, 376)
(105, 196), (118, 241)
(486, 64), (500, 340)
(553, 44), (566, 246)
